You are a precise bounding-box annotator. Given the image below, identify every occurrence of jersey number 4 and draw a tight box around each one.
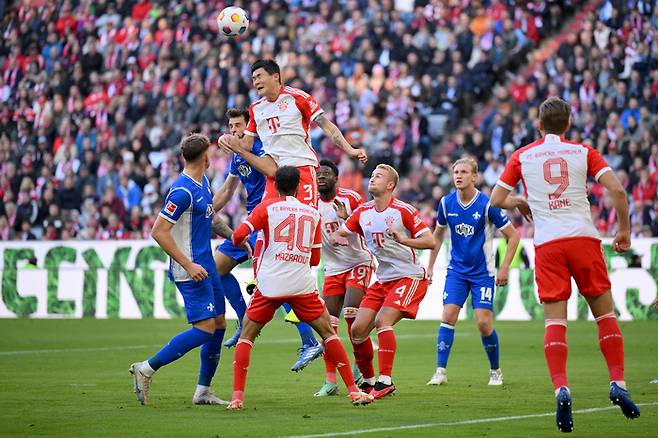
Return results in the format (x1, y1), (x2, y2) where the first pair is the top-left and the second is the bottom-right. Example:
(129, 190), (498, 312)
(274, 214), (314, 253)
(543, 157), (570, 200)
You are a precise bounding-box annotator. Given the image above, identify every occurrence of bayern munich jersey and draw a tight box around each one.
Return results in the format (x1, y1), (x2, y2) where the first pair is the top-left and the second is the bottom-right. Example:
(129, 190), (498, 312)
(436, 191), (511, 277)
(159, 173), (215, 282)
(228, 137), (266, 214)
(318, 188), (372, 276)
(343, 197), (429, 282)
(242, 196), (322, 297)
(245, 86), (322, 168)
(497, 134), (611, 245)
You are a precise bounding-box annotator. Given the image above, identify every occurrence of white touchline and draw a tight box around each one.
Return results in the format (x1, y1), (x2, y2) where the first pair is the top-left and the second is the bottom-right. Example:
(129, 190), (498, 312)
(281, 402), (658, 438)
(0, 333), (453, 356)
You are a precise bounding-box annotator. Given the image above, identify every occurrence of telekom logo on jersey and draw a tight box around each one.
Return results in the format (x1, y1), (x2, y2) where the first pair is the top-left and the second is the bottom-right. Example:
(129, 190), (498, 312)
(266, 116), (280, 133)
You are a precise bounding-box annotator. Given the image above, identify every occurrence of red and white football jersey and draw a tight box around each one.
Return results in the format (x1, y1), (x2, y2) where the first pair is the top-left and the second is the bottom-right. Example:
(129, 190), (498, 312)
(342, 197), (429, 282)
(318, 188), (373, 276)
(241, 196), (322, 297)
(245, 86), (323, 168)
(497, 134), (612, 245)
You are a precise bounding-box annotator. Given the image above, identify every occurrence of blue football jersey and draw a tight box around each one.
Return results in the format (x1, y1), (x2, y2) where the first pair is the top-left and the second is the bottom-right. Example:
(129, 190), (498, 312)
(436, 190), (511, 277)
(159, 172), (215, 282)
(228, 138), (266, 214)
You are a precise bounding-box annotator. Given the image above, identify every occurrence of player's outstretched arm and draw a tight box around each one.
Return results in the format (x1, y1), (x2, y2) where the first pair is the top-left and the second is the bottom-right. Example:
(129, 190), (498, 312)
(152, 216), (207, 281)
(232, 203), (267, 247)
(218, 134), (277, 177)
(426, 226), (446, 284)
(213, 175), (240, 212)
(598, 171), (631, 253)
(314, 114), (368, 164)
(496, 224), (520, 286)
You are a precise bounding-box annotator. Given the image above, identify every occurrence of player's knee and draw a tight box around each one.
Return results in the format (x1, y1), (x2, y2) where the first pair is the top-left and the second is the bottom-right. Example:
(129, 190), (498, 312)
(350, 325), (367, 344)
(194, 318), (216, 334)
(476, 318), (493, 335)
(441, 314), (458, 327)
(214, 315), (227, 330)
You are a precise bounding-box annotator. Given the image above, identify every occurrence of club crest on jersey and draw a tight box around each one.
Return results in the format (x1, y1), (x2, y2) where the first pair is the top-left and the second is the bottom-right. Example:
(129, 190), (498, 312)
(205, 204), (214, 218)
(385, 216), (395, 228)
(472, 211), (481, 220)
(455, 223), (475, 237)
(278, 101), (288, 112)
(238, 163), (252, 177)
(165, 201), (177, 215)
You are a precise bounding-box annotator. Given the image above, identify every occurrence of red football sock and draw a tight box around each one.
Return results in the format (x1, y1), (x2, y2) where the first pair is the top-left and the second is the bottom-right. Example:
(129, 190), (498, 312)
(232, 339), (253, 401)
(352, 336), (375, 379)
(323, 335), (358, 393)
(544, 321), (568, 390)
(322, 316), (340, 384)
(596, 312), (625, 382)
(377, 326), (397, 378)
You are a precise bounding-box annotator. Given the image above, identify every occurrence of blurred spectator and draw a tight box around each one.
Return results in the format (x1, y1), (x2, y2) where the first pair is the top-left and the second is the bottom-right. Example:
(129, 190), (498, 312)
(5, 0), (651, 243)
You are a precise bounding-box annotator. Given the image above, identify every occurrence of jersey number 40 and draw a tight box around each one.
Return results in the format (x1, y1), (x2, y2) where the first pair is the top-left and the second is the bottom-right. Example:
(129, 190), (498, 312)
(274, 214), (314, 253)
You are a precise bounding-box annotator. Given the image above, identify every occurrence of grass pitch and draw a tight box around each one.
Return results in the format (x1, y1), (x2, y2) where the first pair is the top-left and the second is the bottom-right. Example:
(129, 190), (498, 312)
(0, 318), (656, 437)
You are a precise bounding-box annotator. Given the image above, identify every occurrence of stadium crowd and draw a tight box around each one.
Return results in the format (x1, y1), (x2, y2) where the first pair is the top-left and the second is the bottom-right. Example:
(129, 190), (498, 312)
(0, 0), (655, 242)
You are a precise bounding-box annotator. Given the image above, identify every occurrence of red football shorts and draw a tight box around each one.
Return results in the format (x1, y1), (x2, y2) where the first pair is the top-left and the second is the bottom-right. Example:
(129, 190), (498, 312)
(263, 165), (318, 208)
(322, 264), (373, 297)
(246, 289), (326, 324)
(534, 236), (611, 303)
(360, 277), (428, 319)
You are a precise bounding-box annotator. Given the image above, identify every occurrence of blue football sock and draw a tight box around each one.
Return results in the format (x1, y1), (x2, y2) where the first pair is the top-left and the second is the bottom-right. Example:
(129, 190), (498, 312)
(221, 274), (246, 325)
(198, 328), (226, 386)
(436, 322), (455, 368)
(481, 329), (500, 369)
(281, 302), (318, 347)
(148, 327), (213, 371)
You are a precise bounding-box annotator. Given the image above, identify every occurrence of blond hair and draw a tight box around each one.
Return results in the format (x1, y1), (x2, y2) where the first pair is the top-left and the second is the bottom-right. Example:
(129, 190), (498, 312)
(452, 157), (478, 174)
(375, 164), (400, 188)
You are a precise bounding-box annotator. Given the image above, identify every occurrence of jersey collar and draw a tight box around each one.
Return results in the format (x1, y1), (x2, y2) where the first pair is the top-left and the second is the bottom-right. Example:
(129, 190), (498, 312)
(268, 85), (285, 103)
(457, 190), (479, 209)
(182, 171), (203, 187)
(374, 196), (395, 213)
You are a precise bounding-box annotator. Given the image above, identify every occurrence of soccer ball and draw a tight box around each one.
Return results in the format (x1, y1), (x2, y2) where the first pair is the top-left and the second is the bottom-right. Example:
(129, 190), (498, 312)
(217, 6), (249, 37)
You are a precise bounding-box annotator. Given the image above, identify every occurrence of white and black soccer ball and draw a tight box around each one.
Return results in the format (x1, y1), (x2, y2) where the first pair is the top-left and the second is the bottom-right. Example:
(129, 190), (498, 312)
(217, 6), (249, 37)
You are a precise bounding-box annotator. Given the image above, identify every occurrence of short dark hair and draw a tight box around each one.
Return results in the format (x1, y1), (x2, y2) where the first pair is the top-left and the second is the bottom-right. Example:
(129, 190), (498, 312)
(180, 133), (210, 162)
(539, 97), (571, 135)
(275, 166), (300, 196)
(319, 159), (339, 177)
(226, 108), (249, 123)
(251, 59), (280, 82)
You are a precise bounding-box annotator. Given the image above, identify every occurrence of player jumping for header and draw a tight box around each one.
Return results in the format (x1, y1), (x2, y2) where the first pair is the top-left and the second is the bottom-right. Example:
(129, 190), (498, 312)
(491, 97), (640, 432)
(426, 157), (520, 387)
(228, 166), (373, 410)
(218, 59), (367, 371)
(213, 108), (321, 368)
(335, 164), (436, 399)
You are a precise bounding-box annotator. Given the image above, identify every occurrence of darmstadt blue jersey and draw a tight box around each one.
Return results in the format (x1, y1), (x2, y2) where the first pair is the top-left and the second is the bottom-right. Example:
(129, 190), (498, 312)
(159, 172), (215, 282)
(228, 138), (266, 214)
(436, 190), (511, 277)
